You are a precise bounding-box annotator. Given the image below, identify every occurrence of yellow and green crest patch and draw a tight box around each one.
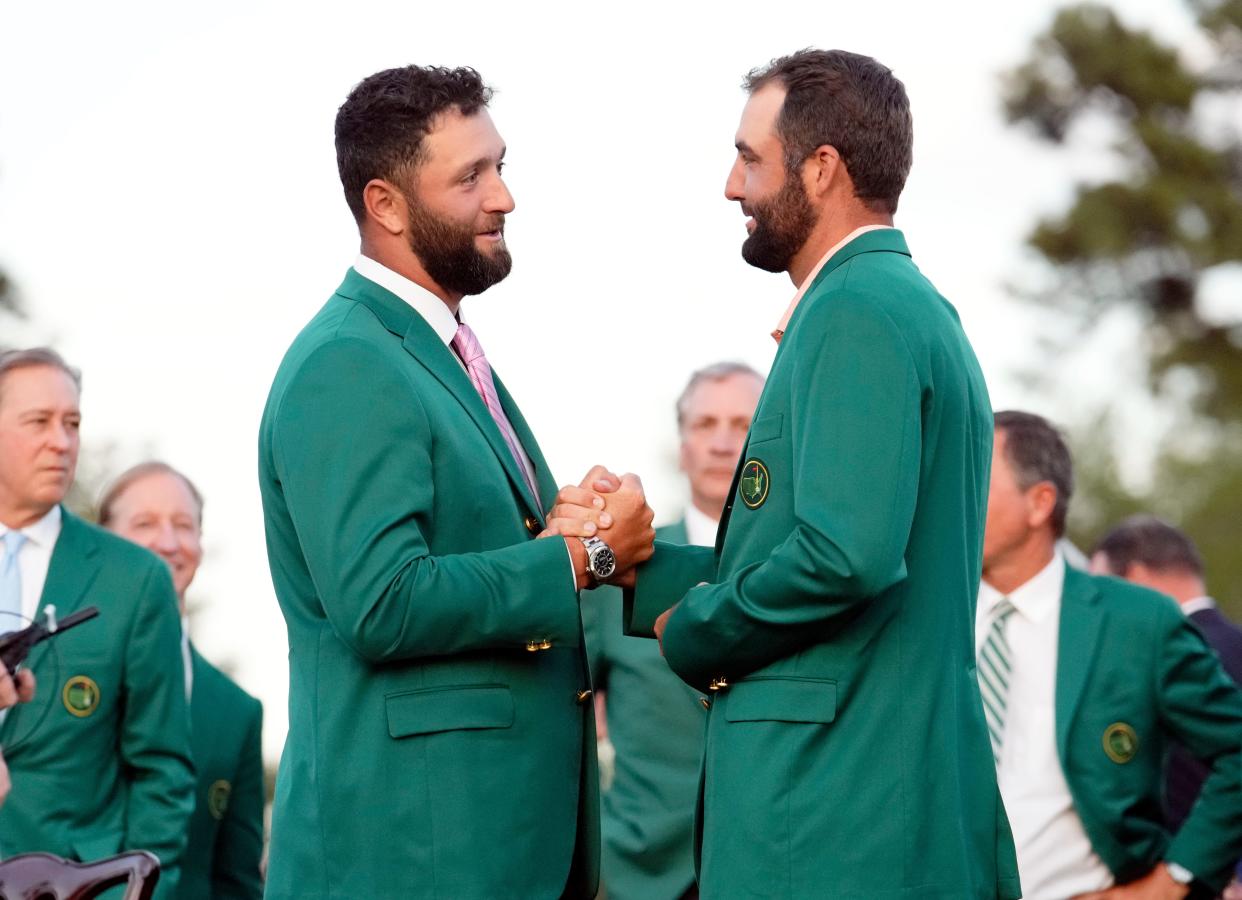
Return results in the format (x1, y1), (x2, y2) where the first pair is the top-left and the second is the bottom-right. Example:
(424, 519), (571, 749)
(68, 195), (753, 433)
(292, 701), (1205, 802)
(739, 458), (770, 509)
(1103, 722), (1138, 763)
(208, 779), (232, 820)
(62, 675), (100, 718)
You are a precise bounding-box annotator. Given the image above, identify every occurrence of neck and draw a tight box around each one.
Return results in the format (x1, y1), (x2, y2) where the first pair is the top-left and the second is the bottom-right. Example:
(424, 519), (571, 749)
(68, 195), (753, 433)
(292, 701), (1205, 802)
(786, 204), (893, 288)
(359, 237), (463, 315)
(690, 495), (724, 522)
(0, 502), (54, 530)
(983, 536), (1057, 596)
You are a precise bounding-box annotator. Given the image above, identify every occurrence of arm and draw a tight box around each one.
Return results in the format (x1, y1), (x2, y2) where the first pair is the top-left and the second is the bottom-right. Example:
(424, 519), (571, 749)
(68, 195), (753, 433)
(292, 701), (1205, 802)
(273, 337), (580, 663)
(1157, 607), (1242, 892)
(122, 562), (195, 899)
(622, 542), (714, 637)
(212, 701), (265, 900)
(662, 302), (922, 689)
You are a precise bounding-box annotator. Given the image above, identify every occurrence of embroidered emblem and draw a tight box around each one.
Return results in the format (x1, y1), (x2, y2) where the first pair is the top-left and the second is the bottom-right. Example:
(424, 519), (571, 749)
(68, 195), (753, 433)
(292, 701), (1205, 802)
(208, 779), (232, 820)
(1103, 722), (1138, 763)
(739, 459), (770, 510)
(62, 676), (100, 718)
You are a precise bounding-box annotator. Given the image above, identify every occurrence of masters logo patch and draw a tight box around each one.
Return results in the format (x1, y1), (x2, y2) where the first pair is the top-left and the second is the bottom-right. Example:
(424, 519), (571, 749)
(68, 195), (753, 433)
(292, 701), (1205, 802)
(62, 675), (100, 718)
(1103, 722), (1138, 764)
(739, 458), (770, 510)
(208, 779), (232, 820)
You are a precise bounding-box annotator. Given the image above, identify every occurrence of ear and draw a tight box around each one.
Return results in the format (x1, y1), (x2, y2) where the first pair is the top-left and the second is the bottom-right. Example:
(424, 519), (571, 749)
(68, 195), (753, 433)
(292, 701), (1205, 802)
(362, 178), (409, 237)
(804, 144), (844, 200)
(1025, 482), (1058, 532)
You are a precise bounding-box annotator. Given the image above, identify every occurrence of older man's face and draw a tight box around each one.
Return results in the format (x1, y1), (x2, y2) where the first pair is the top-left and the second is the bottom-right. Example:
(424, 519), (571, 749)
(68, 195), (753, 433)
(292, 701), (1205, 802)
(0, 366), (80, 526)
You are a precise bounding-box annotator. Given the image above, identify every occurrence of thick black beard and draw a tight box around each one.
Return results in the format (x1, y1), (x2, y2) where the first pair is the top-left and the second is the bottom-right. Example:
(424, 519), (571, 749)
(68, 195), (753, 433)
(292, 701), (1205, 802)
(406, 200), (512, 297)
(741, 172), (816, 274)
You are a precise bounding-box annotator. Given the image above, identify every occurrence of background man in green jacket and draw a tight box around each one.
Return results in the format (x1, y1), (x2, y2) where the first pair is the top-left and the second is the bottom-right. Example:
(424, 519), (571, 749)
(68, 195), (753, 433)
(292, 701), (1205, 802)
(585, 362), (762, 900)
(979, 411), (1242, 899)
(0, 348), (193, 898)
(258, 65), (653, 899)
(101, 462), (264, 900)
(617, 50), (1019, 898)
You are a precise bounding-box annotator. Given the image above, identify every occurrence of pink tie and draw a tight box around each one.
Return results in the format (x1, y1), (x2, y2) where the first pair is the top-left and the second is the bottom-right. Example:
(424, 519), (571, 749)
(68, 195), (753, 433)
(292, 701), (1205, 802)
(451, 321), (543, 514)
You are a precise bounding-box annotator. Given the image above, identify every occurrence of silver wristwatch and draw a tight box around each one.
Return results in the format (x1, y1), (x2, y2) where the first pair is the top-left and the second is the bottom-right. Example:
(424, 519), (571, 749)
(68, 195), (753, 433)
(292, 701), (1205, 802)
(580, 536), (617, 580)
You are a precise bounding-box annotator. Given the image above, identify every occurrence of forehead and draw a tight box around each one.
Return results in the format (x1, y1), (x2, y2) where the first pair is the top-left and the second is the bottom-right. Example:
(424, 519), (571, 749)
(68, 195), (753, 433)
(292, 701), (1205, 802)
(421, 107), (505, 170)
(736, 83), (786, 147)
(115, 471), (197, 510)
(685, 373), (764, 416)
(0, 364), (80, 412)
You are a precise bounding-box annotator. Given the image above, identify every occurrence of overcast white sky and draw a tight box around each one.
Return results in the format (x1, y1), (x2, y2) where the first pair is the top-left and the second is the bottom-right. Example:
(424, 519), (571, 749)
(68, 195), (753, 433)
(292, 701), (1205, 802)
(0, 0), (1197, 761)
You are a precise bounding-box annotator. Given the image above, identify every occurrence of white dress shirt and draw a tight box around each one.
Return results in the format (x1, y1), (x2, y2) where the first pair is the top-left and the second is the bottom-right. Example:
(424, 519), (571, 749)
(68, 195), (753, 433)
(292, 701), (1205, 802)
(0, 505), (63, 627)
(683, 504), (719, 549)
(978, 553), (1114, 900)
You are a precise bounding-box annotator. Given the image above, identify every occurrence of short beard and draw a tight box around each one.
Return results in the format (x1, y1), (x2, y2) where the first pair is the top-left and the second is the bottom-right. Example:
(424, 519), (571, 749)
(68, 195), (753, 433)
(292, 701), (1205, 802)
(406, 196), (512, 297)
(741, 170), (816, 274)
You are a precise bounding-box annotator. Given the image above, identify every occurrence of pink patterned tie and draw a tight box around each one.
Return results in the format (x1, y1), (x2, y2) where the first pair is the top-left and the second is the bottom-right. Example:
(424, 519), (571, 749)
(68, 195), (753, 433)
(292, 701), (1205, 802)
(452, 321), (543, 513)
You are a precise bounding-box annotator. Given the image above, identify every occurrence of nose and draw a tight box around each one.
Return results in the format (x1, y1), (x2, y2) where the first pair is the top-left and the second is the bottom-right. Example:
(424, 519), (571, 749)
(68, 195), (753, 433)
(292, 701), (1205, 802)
(152, 522), (179, 555)
(724, 158), (745, 202)
(47, 422), (74, 452)
(486, 172), (515, 215)
(709, 424), (739, 455)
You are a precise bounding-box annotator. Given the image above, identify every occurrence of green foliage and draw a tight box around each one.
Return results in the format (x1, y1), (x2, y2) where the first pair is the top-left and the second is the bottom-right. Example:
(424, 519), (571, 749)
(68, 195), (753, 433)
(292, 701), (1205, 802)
(1007, 0), (1242, 621)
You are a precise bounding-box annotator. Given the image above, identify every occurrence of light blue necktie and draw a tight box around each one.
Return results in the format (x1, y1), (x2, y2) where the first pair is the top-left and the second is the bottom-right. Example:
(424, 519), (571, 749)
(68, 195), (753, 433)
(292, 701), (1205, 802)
(978, 597), (1017, 765)
(0, 531), (27, 729)
(0, 531), (26, 636)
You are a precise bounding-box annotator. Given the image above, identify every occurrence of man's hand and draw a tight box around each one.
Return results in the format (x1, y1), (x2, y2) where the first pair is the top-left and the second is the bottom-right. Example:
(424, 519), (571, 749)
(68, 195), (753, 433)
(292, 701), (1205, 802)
(540, 465), (622, 539)
(596, 473), (655, 581)
(1073, 864), (1190, 900)
(0, 663), (35, 710)
(0, 750), (9, 809)
(653, 603), (678, 655)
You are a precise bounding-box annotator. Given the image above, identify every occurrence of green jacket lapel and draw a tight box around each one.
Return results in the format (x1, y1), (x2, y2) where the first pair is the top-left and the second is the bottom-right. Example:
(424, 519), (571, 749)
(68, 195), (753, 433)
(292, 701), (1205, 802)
(1055, 565), (1108, 762)
(491, 372), (554, 519)
(338, 270), (544, 520)
(1, 509), (103, 745)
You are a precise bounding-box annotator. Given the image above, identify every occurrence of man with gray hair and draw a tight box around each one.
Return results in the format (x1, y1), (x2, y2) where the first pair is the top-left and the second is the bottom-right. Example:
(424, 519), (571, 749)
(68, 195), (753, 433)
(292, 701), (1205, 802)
(584, 362), (762, 900)
(0, 348), (193, 897)
(980, 410), (1242, 899)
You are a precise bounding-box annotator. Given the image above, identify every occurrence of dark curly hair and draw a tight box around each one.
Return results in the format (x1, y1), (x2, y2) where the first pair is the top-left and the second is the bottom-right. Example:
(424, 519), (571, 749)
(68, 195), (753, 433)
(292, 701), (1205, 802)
(744, 49), (912, 215)
(335, 65), (493, 223)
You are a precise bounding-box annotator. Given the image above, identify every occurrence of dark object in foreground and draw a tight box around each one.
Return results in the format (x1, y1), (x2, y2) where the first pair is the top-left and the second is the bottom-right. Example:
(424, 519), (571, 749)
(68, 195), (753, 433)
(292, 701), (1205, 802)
(0, 606), (99, 674)
(0, 849), (160, 900)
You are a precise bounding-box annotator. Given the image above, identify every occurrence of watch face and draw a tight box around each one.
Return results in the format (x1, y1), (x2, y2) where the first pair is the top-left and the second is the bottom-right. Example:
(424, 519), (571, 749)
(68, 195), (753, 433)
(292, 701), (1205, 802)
(591, 546), (617, 579)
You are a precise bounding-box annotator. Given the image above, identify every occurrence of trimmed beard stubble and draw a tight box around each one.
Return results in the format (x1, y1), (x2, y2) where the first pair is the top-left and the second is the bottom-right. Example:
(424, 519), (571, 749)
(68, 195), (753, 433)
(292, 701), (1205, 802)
(406, 197), (512, 297)
(741, 169), (816, 274)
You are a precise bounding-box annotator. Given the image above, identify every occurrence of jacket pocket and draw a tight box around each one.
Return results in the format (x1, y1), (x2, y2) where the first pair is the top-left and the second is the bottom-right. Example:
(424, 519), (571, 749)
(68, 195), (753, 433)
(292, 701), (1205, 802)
(723, 677), (836, 724)
(386, 684), (515, 738)
(747, 413), (784, 445)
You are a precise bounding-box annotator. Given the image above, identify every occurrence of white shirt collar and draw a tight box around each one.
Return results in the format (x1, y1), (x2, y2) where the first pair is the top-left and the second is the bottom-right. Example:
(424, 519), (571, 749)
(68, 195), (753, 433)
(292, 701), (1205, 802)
(0, 504), (62, 549)
(1181, 596), (1216, 616)
(980, 551), (1065, 625)
(683, 504), (720, 549)
(353, 254), (460, 346)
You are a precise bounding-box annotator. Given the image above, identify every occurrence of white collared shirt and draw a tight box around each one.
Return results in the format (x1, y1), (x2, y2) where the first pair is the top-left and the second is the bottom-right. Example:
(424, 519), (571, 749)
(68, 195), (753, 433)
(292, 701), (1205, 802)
(977, 553), (1113, 900)
(353, 254), (459, 345)
(1181, 595), (1216, 617)
(0, 505), (63, 626)
(772, 224), (895, 338)
(683, 505), (719, 549)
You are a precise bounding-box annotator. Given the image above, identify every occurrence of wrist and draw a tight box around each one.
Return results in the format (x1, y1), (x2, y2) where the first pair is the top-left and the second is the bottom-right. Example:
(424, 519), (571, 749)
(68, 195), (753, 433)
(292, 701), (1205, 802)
(565, 537), (593, 591)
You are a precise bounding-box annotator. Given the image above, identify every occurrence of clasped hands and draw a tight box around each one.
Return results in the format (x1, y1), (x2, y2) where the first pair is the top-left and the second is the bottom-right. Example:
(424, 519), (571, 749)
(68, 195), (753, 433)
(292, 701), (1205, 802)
(539, 465), (655, 590)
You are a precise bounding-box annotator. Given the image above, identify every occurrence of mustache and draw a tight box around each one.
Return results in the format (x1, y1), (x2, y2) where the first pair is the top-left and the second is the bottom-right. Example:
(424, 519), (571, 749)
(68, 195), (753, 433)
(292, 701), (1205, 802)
(478, 215), (506, 234)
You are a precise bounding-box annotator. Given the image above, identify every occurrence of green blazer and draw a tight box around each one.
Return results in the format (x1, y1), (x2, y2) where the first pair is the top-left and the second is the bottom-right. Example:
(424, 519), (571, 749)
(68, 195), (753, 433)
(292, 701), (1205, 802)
(177, 647), (264, 900)
(627, 230), (1020, 899)
(1056, 567), (1242, 892)
(258, 268), (597, 900)
(0, 509), (194, 900)
(584, 520), (701, 900)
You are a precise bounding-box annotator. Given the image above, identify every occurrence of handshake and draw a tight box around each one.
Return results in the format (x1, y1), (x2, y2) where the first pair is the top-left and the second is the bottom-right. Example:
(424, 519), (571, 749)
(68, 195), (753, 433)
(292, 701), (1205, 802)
(539, 465), (656, 591)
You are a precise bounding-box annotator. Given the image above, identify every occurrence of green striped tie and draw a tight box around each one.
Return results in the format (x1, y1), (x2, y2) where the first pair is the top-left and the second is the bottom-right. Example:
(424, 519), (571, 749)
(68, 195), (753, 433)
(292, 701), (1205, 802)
(979, 597), (1016, 764)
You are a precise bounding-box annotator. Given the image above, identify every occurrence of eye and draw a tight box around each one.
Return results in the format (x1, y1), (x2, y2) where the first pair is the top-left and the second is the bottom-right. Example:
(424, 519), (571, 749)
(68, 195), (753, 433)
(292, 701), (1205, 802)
(461, 170), (479, 186)
(496, 161), (506, 175)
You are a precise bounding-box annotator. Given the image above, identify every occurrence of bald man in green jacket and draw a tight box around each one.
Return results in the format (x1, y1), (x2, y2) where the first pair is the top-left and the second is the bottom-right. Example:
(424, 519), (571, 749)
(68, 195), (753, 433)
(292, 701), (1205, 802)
(620, 50), (1019, 898)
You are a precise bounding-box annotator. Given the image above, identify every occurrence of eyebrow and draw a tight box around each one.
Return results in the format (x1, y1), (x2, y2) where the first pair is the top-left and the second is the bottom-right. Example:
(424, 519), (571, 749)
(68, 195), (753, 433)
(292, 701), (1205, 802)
(735, 140), (757, 157)
(459, 145), (507, 177)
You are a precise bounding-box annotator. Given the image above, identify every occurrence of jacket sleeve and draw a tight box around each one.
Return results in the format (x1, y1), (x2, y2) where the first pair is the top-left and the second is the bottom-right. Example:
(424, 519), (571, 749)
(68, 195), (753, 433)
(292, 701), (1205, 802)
(211, 699), (265, 899)
(662, 301), (922, 690)
(122, 561), (195, 899)
(1157, 605), (1242, 891)
(271, 336), (580, 663)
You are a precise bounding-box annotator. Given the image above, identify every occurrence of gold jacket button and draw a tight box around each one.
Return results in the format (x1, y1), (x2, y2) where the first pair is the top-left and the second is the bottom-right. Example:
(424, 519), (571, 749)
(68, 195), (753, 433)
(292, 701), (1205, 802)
(539, 639), (552, 650)
(525, 640), (541, 652)
(708, 676), (729, 692)
(576, 690), (593, 705)
(699, 697), (711, 710)
(524, 515), (540, 535)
